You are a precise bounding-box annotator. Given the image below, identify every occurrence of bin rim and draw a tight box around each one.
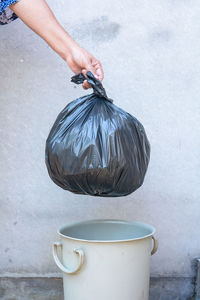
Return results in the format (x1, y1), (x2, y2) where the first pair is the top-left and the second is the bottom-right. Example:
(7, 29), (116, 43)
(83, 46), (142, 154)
(57, 219), (156, 243)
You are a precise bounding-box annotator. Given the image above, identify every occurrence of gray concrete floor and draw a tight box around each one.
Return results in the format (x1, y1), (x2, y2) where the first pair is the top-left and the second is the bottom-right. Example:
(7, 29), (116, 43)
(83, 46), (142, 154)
(0, 276), (195, 300)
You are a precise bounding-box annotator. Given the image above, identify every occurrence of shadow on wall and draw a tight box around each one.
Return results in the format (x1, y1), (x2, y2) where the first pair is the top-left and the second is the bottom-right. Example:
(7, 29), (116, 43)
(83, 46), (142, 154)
(70, 16), (120, 43)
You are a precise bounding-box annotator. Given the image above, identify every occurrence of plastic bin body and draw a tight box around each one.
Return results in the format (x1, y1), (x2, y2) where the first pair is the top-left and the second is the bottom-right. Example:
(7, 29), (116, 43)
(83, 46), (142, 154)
(53, 219), (158, 300)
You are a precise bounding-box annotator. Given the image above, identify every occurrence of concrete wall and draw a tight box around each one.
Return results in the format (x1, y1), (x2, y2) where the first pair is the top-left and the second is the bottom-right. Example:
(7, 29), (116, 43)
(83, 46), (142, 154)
(0, 0), (200, 282)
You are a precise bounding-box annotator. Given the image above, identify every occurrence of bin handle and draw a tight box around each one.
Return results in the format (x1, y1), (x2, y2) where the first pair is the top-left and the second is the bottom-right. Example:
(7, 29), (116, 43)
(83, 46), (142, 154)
(53, 242), (84, 275)
(151, 236), (158, 255)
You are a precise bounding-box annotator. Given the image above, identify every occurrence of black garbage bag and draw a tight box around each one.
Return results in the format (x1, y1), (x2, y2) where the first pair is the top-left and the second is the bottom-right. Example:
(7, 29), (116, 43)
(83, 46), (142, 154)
(45, 72), (150, 197)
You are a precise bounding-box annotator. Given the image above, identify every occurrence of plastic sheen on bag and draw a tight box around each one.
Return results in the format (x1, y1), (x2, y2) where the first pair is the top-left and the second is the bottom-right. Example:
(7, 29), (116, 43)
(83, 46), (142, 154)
(45, 72), (150, 197)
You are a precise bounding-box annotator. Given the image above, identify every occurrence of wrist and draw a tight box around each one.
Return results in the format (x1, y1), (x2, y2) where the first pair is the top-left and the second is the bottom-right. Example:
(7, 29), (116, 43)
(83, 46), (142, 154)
(56, 32), (76, 61)
(50, 30), (75, 61)
(43, 21), (78, 62)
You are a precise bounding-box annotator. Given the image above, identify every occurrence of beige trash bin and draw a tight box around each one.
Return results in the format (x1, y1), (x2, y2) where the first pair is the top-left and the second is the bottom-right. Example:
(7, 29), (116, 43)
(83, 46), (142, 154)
(53, 219), (158, 300)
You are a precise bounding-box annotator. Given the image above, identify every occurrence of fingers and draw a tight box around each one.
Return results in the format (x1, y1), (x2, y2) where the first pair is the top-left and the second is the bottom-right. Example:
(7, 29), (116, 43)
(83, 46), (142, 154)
(82, 80), (90, 89)
(87, 59), (104, 81)
(92, 60), (104, 81)
(81, 57), (104, 89)
(82, 69), (91, 89)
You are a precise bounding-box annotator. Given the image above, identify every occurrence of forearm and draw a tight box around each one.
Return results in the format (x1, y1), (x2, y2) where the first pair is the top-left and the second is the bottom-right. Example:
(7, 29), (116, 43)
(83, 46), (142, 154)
(10, 0), (76, 60)
(10, 0), (104, 88)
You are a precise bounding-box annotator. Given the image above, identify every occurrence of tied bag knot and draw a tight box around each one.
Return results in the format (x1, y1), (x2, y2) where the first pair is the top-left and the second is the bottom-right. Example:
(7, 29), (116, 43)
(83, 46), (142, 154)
(71, 71), (113, 103)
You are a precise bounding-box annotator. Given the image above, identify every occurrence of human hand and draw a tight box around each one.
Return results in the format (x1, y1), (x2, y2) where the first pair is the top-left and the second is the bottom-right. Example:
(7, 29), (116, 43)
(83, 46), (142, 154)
(66, 45), (104, 89)
(10, 0), (104, 89)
